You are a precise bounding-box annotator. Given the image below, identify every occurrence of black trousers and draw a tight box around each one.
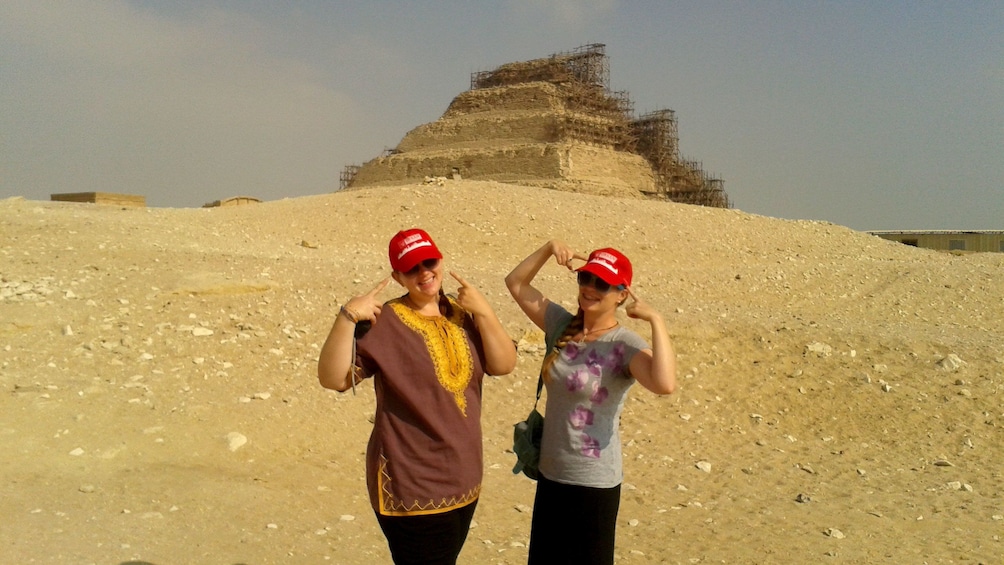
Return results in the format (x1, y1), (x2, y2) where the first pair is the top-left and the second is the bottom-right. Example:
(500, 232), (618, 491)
(527, 474), (621, 565)
(375, 500), (478, 565)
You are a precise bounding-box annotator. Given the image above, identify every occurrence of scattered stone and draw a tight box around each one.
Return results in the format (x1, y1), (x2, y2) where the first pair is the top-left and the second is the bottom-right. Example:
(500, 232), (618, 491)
(825, 528), (845, 539)
(804, 342), (832, 357)
(226, 432), (248, 452)
(936, 354), (965, 371)
(696, 461), (712, 473)
(192, 327), (214, 337)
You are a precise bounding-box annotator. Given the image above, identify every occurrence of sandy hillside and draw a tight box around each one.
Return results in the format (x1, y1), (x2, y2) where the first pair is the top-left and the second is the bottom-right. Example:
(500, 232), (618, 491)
(2, 181), (1003, 565)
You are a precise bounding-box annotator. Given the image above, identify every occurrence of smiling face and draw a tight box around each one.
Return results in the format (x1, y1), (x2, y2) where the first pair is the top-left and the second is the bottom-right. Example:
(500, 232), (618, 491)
(577, 274), (628, 313)
(393, 257), (443, 298)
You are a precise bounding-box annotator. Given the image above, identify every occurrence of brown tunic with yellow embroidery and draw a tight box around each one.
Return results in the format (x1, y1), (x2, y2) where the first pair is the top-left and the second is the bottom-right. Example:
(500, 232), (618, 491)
(354, 296), (488, 516)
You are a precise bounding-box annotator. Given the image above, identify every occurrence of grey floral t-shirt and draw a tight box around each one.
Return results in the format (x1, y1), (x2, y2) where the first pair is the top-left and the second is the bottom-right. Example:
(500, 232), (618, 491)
(539, 302), (649, 488)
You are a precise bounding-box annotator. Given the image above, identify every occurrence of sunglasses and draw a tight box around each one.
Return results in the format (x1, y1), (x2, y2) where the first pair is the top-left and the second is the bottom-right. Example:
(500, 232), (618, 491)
(576, 271), (625, 293)
(403, 258), (441, 276)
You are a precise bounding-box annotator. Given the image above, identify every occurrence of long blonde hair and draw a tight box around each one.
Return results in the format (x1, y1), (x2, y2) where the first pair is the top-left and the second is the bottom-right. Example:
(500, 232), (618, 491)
(541, 309), (584, 382)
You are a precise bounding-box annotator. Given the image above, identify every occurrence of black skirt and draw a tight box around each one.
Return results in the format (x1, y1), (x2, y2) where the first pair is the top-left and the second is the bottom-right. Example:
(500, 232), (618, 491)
(528, 473), (622, 565)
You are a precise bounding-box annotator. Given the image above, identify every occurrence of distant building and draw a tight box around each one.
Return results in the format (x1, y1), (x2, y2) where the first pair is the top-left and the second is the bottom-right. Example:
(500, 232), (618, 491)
(869, 230), (1004, 253)
(343, 43), (730, 208)
(50, 192), (145, 207)
(202, 196), (262, 207)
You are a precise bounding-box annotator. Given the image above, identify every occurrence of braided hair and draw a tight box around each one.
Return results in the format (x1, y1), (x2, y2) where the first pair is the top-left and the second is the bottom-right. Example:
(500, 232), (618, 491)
(541, 309), (585, 382)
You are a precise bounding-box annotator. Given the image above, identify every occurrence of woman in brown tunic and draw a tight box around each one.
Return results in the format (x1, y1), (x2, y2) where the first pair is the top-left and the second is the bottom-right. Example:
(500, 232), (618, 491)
(318, 228), (516, 565)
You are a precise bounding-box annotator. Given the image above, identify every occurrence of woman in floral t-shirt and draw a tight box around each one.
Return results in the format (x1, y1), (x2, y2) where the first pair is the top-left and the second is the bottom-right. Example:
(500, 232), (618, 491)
(505, 240), (677, 565)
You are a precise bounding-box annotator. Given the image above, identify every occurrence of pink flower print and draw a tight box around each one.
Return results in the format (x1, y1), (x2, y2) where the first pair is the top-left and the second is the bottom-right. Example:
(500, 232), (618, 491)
(580, 434), (601, 458)
(586, 349), (603, 369)
(606, 343), (626, 370)
(590, 383), (609, 404)
(565, 369), (588, 392)
(564, 342), (581, 361)
(568, 405), (594, 430)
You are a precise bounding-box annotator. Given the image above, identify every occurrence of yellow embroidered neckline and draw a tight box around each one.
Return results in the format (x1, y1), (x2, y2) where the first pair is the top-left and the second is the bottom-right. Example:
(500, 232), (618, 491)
(390, 298), (474, 415)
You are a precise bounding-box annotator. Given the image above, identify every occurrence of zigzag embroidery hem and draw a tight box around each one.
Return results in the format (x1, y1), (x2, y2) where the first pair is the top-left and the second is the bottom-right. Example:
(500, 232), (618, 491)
(376, 455), (481, 517)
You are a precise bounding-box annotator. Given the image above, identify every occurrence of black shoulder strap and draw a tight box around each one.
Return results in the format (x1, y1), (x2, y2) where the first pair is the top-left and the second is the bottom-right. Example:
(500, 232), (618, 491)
(534, 313), (572, 403)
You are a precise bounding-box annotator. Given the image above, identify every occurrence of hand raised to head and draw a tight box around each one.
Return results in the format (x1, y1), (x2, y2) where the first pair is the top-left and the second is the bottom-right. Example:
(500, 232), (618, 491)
(344, 277), (391, 322)
(450, 271), (491, 317)
(623, 287), (660, 322)
(549, 240), (588, 271)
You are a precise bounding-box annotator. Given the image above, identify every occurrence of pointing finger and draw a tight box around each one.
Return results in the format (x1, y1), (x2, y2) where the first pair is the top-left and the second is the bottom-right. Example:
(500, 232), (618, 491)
(449, 271), (469, 287)
(369, 277), (392, 296)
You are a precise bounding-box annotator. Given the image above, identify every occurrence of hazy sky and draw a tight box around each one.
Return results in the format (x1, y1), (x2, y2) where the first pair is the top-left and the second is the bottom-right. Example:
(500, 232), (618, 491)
(2, 1), (1001, 231)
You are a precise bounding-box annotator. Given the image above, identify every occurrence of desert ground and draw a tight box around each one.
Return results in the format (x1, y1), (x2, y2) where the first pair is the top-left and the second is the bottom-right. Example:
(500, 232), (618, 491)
(2, 181), (1003, 564)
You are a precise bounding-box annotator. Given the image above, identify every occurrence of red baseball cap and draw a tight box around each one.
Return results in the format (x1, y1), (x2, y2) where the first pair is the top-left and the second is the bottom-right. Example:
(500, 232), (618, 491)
(388, 228), (442, 272)
(577, 248), (632, 288)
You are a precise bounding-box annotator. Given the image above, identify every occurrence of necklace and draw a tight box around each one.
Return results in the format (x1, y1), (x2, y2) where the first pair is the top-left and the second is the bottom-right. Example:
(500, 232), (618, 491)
(582, 321), (618, 336)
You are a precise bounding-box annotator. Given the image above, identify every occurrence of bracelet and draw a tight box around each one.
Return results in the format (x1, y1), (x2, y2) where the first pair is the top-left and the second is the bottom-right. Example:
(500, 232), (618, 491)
(339, 305), (360, 324)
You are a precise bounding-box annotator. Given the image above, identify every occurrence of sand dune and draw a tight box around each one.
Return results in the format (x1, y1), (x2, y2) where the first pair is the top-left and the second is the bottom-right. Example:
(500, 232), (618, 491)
(2, 181), (1002, 564)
